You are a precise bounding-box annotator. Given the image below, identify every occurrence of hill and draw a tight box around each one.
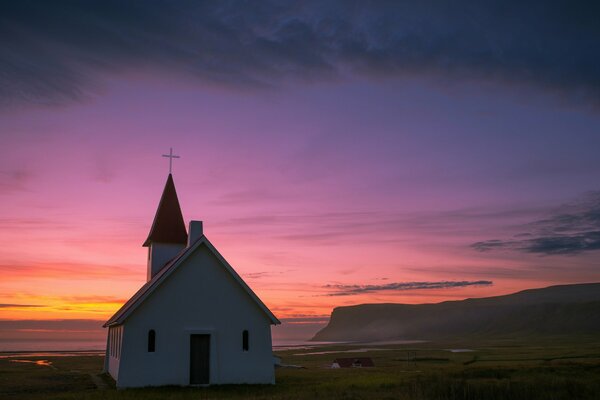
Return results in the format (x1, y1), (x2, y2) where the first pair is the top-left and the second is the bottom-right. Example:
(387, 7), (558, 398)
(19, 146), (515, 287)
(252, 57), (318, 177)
(311, 282), (600, 342)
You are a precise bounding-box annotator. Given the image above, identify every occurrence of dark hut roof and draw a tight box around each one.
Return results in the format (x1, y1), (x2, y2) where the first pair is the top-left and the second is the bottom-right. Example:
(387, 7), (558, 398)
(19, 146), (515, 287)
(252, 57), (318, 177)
(143, 174), (188, 247)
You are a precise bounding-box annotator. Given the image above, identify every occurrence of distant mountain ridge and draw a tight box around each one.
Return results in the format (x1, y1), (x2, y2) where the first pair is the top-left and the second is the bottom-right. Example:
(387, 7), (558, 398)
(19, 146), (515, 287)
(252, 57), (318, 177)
(311, 283), (600, 342)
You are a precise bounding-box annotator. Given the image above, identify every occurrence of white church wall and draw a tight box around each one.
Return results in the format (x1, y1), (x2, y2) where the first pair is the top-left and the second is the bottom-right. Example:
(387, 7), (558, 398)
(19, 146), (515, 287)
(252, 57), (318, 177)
(147, 242), (185, 281)
(107, 325), (124, 380)
(116, 243), (274, 388)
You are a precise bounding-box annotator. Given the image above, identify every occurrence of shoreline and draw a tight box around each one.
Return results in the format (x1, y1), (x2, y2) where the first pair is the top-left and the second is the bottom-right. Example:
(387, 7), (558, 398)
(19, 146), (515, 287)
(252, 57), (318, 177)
(0, 350), (105, 358)
(0, 339), (427, 357)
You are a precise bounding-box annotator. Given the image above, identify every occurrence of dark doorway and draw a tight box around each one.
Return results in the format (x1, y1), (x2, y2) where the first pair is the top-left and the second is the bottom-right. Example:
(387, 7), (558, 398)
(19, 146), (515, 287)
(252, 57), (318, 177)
(242, 330), (249, 351)
(190, 334), (210, 385)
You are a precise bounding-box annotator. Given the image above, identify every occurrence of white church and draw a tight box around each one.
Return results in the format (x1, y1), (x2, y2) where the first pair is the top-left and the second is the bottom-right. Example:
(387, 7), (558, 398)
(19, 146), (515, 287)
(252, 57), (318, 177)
(103, 172), (280, 388)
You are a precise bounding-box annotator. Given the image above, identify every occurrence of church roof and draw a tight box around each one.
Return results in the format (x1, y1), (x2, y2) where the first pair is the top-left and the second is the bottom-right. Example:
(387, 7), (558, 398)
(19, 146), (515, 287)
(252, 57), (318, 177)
(104, 235), (280, 327)
(143, 174), (188, 247)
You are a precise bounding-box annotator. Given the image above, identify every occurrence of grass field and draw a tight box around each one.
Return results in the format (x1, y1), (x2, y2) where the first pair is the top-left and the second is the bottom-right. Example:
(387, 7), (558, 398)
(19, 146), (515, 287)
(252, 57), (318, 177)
(2, 336), (599, 399)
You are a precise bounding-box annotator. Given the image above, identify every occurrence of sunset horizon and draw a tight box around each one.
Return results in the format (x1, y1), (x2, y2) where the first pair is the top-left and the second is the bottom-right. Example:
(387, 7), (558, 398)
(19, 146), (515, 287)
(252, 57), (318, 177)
(1, 163), (598, 345)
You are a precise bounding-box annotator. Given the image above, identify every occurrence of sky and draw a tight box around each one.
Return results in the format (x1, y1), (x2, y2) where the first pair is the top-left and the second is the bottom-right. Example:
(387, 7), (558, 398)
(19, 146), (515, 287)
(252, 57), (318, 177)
(1, 1), (599, 344)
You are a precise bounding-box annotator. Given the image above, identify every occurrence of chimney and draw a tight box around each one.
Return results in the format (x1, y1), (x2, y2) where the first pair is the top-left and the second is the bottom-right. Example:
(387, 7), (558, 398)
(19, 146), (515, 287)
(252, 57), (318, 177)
(188, 220), (203, 246)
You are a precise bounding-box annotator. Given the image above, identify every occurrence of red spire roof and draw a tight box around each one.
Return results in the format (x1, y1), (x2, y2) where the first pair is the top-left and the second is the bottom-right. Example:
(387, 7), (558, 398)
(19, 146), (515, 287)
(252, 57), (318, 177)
(143, 174), (188, 247)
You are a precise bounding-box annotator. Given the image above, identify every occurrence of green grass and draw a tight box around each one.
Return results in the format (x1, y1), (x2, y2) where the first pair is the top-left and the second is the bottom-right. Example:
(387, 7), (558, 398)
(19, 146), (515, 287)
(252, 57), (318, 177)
(2, 337), (600, 399)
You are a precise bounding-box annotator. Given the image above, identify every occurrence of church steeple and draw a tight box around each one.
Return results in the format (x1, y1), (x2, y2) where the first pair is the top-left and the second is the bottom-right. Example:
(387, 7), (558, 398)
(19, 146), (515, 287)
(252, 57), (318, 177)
(143, 173), (188, 247)
(144, 173), (188, 281)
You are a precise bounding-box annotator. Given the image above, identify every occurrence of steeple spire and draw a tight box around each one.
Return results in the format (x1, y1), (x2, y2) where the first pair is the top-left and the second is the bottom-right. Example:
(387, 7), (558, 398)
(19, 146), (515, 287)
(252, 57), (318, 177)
(143, 174), (188, 247)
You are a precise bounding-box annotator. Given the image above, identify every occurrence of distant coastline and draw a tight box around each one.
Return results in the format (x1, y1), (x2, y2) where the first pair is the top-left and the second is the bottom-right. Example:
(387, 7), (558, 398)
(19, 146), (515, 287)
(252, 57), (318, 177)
(312, 282), (600, 342)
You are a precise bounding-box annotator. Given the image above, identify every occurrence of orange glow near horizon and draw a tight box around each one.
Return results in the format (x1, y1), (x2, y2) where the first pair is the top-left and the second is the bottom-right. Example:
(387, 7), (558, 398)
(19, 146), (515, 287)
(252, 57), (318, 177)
(1, 179), (598, 338)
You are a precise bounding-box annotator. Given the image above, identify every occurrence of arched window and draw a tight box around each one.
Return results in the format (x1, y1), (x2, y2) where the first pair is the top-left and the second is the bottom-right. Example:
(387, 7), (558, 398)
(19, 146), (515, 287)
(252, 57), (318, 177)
(148, 329), (156, 352)
(242, 330), (249, 351)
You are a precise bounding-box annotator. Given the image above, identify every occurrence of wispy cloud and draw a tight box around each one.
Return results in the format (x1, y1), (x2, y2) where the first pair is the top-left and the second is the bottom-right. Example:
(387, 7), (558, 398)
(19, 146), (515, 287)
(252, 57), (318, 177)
(0, 295), (128, 317)
(0, 319), (104, 330)
(472, 192), (600, 255)
(217, 207), (532, 247)
(242, 269), (296, 280)
(0, 319), (105, 340)
(323, 280), (493, 296)
(57, 295), (128, 304)
(0, 260), (141, 281)
(243, 271), (273, 279)
(0, 169), (33, 194)
(2, 1), (599, 108)
(0, 303), (43, 308)
(279, 316), (330, 325)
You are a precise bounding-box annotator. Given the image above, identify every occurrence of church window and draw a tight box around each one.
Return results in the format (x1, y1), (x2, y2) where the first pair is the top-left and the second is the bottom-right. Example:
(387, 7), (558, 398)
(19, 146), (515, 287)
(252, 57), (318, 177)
(242, 330), (249, 351)
(148, 329), (156, 352)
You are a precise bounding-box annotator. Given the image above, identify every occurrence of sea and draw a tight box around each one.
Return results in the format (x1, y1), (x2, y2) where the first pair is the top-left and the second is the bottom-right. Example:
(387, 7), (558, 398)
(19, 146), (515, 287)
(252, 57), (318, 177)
(0, 340), (106, 352)
(0, 338), (325, 353)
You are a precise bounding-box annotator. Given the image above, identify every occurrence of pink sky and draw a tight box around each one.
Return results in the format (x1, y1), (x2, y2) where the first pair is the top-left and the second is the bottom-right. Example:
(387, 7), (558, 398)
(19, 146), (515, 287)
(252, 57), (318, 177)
(2, 75), (599, 344)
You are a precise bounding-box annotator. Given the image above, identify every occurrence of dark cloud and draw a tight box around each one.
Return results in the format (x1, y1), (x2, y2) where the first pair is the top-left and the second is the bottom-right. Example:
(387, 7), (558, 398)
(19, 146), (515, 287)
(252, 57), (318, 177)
(323, 280), (493, 296)
(472, 192), (600, 255)
(1, 1), (599, 108)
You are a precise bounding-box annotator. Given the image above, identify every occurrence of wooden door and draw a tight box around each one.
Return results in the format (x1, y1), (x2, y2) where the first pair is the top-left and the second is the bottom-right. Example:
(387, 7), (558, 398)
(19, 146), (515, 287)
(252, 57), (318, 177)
(190, 334), (210, 384)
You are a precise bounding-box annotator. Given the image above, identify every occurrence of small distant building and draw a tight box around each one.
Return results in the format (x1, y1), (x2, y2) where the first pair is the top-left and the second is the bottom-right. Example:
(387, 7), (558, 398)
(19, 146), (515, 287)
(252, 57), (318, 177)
(103, 173), (280, 388)
(331, 357), (375, 368)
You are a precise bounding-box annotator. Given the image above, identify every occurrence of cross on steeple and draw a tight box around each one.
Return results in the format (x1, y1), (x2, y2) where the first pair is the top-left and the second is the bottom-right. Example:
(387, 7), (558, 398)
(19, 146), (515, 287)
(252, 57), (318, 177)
(162, 148), (180, 174)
